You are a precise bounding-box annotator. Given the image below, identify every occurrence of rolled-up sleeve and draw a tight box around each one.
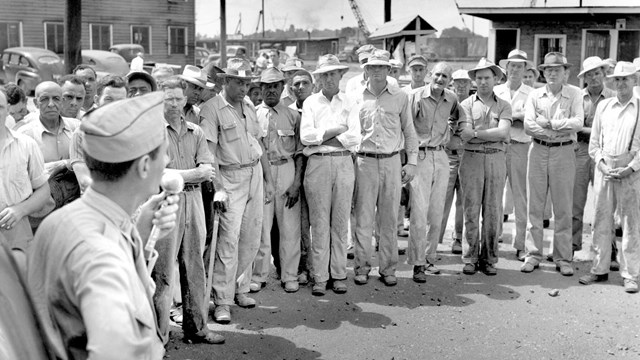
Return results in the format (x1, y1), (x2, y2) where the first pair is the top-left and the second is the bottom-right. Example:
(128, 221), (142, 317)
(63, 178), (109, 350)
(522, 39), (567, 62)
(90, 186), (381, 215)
(194, 126), (215, 165)
(337, 100), (362, 149)
(68, 129), (85, 168)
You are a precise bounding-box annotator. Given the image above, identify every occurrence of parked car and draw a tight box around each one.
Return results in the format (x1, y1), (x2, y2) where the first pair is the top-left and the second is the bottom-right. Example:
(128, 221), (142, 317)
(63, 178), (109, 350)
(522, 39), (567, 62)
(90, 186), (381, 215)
(81, 50), (130, 80)
(337, 45), (357, 63)
(1, 47), (64, 95)
(109, 44), (145, 63)
(195, 47), (210, 66)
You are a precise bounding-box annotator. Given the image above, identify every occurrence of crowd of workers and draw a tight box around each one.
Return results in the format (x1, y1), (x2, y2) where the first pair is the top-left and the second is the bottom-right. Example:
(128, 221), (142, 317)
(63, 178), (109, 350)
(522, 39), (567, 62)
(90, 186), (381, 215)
(1, 41), (639, 359)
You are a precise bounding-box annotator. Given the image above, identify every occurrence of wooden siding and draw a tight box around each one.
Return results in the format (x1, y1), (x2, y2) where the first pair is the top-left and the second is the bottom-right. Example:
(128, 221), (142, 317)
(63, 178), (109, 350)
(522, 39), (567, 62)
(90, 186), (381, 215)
(0, 0), (195, 69)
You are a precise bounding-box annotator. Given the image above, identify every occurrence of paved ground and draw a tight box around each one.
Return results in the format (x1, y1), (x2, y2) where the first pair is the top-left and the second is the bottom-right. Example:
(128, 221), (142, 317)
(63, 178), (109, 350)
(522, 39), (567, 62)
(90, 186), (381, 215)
(165, 184), (640, 360)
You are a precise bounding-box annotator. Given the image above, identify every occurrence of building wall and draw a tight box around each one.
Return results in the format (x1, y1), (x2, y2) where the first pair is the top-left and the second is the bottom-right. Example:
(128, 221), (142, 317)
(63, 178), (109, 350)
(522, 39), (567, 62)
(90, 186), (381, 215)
(0, 0), (195, 69)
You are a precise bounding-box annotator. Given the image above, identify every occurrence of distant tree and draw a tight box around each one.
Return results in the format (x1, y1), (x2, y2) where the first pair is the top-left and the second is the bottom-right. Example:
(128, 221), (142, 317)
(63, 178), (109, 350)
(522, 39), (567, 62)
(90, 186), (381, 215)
(440, 27), (481, 38)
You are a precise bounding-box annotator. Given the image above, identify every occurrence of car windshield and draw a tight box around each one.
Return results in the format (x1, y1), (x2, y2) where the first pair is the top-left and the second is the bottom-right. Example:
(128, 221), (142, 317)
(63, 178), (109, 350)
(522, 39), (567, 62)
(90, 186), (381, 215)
(38, 56), (61, 65)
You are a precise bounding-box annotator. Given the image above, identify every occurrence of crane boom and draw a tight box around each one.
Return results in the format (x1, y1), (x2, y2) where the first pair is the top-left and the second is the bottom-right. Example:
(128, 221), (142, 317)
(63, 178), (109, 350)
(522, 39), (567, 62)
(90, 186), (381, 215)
(348, 0), (370, 37)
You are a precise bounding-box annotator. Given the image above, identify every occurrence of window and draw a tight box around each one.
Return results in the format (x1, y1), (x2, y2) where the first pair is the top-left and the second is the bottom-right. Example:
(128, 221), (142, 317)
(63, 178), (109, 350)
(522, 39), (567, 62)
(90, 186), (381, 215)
(168, 26), (187, 55)
(90, 24), (112, 50)
(0, 22), (21, 53)
(617, 30), (640, 62)
(44, 22), (64, 54)
(490, 29), (520, 63)
(131, 25), (151, 55)
(534, 34), (566, 66)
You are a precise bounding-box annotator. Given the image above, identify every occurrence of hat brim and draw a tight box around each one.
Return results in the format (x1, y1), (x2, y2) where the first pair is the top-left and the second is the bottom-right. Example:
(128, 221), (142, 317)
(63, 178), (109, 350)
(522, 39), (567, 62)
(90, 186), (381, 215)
(578, 62), (610, 78)
(407, 61), (428, 68)
(312, 64), (349, 75)
(258, 78), (286, 85)
(606, 71), (639, 79)
(468, 65), (504, 81)
(179, 75), (206, 88)
(362, 60), (391, 68)
(126, 71), (158, 91)
(538, 63), (572, 71)
(218, 72), (257, 80)
(282, 66), (305, 72)
(498, 59), (533, 69)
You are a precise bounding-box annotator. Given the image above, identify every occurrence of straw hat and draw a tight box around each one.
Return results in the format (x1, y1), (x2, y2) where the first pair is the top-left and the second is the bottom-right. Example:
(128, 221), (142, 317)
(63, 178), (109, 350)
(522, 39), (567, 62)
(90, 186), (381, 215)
(179, 65), (207, 88)
(219, 58), (256, 79)
(537, 52), (572, 71)
(312, 54), (349, 75)
(467, 58), (503, 81)
(577, 56), (609, 78)
(498, 49), (533, 69)
(606, 61), (639, 78)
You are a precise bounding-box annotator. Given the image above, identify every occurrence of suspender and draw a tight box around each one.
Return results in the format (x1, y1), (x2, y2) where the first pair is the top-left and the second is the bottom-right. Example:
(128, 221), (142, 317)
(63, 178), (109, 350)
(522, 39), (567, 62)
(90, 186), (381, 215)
(628, 99), (640, 151)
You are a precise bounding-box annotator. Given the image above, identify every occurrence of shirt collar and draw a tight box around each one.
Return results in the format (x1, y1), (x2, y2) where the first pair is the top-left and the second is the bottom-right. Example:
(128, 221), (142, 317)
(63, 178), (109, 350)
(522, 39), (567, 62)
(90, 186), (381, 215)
(613, 96), (639, 109)
(582, 86), (608, 100)
(472, 92), (499, 104)
(81, 187), (135, 236)
(363, 81), (398, 96)
(33, 115), (73, 135)
(1, 127), (17, 150)
(421, 85), (451, 101)
(541, 84), (570, 99)
(164, 115), (193, 134)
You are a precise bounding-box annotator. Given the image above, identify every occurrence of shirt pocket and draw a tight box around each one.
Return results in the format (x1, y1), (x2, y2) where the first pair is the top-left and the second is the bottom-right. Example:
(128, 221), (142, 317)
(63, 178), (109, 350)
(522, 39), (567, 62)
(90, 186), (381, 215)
(277, 129), (296, 154)
(219, 117), (240, 142)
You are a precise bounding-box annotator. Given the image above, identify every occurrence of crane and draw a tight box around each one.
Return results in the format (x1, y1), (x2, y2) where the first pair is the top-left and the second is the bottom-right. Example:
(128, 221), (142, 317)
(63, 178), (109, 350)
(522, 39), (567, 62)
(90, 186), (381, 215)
(347, 0), (371, 38)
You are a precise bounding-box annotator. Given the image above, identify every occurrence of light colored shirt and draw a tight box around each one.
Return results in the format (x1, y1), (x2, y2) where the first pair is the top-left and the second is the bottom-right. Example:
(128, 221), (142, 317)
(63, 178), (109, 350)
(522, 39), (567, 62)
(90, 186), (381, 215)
(27, 188), (164, 360)
(589, 97), (640, 171)
(410, 86), (462, 148)
(403, 84), (425, 96)
(494, 82), (533, 143)
(300, 91), (361, 156)
(257, 101), (302, 161)
(18, 115), (80, 163)
(280, 85), (296, 108)
(199, 94), (264, 166)
(524, 85), (584, 142)
(345, 72), (399, 97)
(69, 128), (85, 167)
(460, 93), (513, 151)
(5, 114), (15, 129)
(165, 118), (214, 174)
(582, 86), (616, 129)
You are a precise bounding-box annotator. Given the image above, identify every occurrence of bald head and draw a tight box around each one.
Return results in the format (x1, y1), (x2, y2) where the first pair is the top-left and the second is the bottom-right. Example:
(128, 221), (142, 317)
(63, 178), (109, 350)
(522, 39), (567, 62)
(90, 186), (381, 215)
(35, 81), (62, 99)
(35, 81), (62, 122)
(431, 62), (453, 94)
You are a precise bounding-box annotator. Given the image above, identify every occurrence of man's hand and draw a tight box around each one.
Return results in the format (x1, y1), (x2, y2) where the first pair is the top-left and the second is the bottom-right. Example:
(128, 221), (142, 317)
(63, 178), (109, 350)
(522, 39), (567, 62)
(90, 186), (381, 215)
(0, 206), (26, 230)
(609, 166), (634, 180)
(213, 190), (230, 212)
(401, 164), (416, 184)
(459, 128), (475, 142)
(45, 160), (67, 177)
(598, 161), (618, 181)
(136, 192), (180, 241)
(195, 164), (215, 182)
(536, 115), (551, 128)
(283, 184), (300, 209)
(264, 181), (275, 205)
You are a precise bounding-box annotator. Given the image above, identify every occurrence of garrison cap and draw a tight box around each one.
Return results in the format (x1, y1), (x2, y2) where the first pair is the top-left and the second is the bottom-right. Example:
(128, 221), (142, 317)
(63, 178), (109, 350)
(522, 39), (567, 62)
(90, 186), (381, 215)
(407, 55), (428, 68)
(81, 92), (166, 163)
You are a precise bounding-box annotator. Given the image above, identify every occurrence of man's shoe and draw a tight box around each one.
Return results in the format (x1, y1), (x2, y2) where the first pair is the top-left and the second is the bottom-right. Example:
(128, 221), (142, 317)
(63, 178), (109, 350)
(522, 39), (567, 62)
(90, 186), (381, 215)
(610, 260), (620, 271)
(184, 330), (225, 344)
(235, 293), (256, 308)
(543, 219), (550, 228)
(520, 262), (539, 273)
(354, 274), (369, 285)
(451, 240), (463, 254)
(424, 263), (440, 275)
(503, 214), (509, 222)
(249, 281), (264, 293)
(624, 279), (639, 293)
(615, 228), (623, 237)
(283, 281), (299, 293)
(398, 247), (406, 255)
(515, 250), (526, 262)
(381, 275), (397, 287)
(462, 263), (477, 275)
(332, 279), (348, 294)
(556, 263), (574, 276)
(312, 281), (327, 296)
(482, 263), (497, 276)
(397, 229), (409, 237)
(579, 273), (608, 285)
(298, 272), (309, 285)
(413, 265), (427, 283)
(214, 305), (231, 324)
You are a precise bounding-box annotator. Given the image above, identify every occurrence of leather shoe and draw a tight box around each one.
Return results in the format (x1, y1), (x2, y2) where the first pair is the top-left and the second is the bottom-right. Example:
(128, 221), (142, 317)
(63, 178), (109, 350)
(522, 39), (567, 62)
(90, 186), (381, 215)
(312, 281), (326, 296)
(462, 263), (476, 275)
(481, 263), (497, 276)
(520, 262), (539, 273)
(424, 263), (440, 275)
(624, 279), (639, 293)
(184, 330), (225, 344)
(332, 279), (348, 294)
(556, 263), (574, 276)
(515, 250), (525, 262)
(610, 260), (620, 271)
(451, 240), (462, 255)
(214, 305), (231, 324)
(249, 282), (264, 293)
(298, 272), (309, 285)
(579, 273), (608, 285)
(543, 219), (550, 228)
(283, 281), (299, 293)
(354, 274), (369, 285)
(413, 265), (427, 283)
(235, 293), (256, 308)
(381, 275), (397, 287)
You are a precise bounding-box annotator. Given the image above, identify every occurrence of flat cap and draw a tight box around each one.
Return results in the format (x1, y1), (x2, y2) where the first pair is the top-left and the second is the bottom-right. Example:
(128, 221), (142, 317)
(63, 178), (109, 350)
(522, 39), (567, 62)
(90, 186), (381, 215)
(81, 92), (166, 163)
(407, 55), (428, 68)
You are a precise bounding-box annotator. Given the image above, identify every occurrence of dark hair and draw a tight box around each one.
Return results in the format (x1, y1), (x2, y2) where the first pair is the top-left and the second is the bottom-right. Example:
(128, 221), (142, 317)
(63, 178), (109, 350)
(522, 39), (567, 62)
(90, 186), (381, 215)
(57, 74), (86, 87)
(96, 75), (126, 97)
(160, 76), (186, 91)
(4, 83), (26, 105)
(73, 64), (97, 79)
(291, 70), (313, 83)
(84, 144), (162, 182)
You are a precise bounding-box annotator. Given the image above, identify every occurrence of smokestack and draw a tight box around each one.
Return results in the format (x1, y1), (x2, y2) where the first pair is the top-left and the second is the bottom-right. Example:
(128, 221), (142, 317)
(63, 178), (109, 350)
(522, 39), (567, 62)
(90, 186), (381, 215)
(384, 0), (391, 23)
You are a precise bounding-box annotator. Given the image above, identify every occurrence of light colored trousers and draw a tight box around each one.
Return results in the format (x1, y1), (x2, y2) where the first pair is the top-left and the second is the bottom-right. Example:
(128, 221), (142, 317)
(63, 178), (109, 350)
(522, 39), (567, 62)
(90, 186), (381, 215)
(252, 160), (301, 283)
(354, 154), (401, 277)
(408, 149), (449, 265)
(572, 141), (594, 252)
(460, 150), (506, 265)
(439, 150), (463, 242)
(504, 142), (530, 251)
(304, 155), (354, 283)
(525, 142), (575, 265)
(213, 164), (263, 306)
(590, 154), (640, 281)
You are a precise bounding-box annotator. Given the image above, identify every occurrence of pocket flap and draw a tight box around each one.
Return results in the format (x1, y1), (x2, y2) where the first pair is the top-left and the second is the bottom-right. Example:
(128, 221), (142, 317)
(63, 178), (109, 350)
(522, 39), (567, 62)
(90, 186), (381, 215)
(277, 129), (295, 136)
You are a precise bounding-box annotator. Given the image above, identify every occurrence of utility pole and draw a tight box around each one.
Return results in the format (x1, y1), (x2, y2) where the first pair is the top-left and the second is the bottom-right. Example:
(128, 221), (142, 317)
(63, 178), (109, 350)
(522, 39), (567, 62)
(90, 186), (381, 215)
(65, 0), (82, 74)
(220, 0), (227, 68)
(262, 0), (265, 38)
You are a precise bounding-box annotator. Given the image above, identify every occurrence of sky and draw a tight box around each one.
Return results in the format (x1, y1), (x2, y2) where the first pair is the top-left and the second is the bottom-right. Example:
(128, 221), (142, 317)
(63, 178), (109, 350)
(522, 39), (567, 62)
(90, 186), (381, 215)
(195, 0), (491, 38)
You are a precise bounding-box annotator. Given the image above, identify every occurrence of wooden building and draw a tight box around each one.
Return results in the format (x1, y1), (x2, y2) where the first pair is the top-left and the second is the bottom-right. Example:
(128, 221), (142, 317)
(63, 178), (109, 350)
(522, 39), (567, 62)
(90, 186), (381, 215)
(0, 0), (195, 67)
(457, 0), (640, 85)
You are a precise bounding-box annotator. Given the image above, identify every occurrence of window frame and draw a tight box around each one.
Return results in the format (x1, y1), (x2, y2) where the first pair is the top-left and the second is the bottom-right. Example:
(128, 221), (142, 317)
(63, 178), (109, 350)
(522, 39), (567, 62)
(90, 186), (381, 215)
(43, 21), (65, 54)
(488, 28), (521, 63)
(0, 21), (23, 53)
(533, 34), (567, 66)
(167, 26), (188, 56)
(130, 25), (152, 55)
(89, 23), (113, 50)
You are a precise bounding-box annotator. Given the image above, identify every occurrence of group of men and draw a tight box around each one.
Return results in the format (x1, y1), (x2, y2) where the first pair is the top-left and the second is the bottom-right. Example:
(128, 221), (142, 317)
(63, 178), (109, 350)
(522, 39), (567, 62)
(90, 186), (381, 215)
(2, 41), (640, 359)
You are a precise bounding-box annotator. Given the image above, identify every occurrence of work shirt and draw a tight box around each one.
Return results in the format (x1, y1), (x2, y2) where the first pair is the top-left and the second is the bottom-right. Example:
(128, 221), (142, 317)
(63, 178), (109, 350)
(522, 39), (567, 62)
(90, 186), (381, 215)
(460, 92), (513, 151)
(410, 86), (462, 148)
(27, 188), (164, 360)
(18, 115), (80, 163)
(5, 114), (15, 129)
(280, 85), (296, 108)
(345, 73), (399, 97)
(257, 101), (302, 161)
(589, 97), (640, 171)
(524, 85), (584, 142)
(580, 87), (616, 143)
(494, 82), (533, 143)
(184, 104), (201, 126)
(300, 91), (361, 156)
(165, 117), (214, 174)
(351, 83), (418, 164)
(199, 93), (264, 167)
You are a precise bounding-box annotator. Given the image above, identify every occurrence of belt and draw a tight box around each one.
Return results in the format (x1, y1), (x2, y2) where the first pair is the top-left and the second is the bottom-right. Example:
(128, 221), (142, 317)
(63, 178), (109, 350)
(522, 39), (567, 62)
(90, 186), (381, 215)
(510, 140), (529, 145)
(533, 138), (574, 147)
(465, 148), (503, 154)
(269, 158), (290, 166)
(356, 151), (399, 159)
(183, 184), (200, 192)
(419, 145), (444, 151)
(219, 159), (259, 170)
(312, 150), (351, 157)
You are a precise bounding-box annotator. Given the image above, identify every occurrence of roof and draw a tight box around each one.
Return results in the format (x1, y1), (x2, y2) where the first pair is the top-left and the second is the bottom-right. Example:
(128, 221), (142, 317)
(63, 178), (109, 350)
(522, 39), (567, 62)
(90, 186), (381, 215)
(368, 15), (436, 41)
(457, 0), (640, 18)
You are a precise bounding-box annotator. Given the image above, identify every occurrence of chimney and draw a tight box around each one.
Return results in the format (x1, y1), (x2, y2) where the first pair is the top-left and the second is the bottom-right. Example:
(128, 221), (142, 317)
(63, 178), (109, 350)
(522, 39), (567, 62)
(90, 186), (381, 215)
(384, 0), (391, 23)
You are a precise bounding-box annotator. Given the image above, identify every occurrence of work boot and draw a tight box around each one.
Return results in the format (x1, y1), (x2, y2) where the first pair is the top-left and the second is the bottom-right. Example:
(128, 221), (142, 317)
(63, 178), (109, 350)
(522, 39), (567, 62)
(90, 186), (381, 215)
(312, 281), (327, 296)
(451, 239), (462, 254)
(578, 273), (608, 285)
(283, 281), (299, 293)
(556, 263), (574, 276)
(413, 265), (427, 283)
(184, 329), (225, 344)
(235, 293), (256, 308)
(214, 305), (231, 324)
(462, 263), (476, 275)
(610, 260), (620, 272)
(298, 272), (309, 285)
(481, 263), (497, 276)
(624, 279), (639, 293)
(424, 263), (440, 275)
(380, 275), (397, 287)
(354, 274), (369, 285)
(332, 279), (348, 294)
(249, 281), (264, 293)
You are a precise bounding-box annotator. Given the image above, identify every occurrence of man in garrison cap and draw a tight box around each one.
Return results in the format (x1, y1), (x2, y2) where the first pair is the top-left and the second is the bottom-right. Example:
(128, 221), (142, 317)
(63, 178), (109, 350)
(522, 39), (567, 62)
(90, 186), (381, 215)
(26, 92), (180, 360)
